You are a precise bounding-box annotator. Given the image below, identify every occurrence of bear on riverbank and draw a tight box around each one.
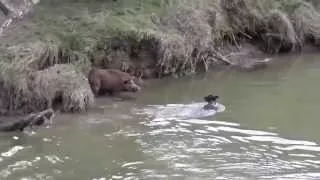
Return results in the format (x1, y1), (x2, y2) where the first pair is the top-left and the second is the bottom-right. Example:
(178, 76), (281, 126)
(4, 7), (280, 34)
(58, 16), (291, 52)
(88, 67), (141, 97)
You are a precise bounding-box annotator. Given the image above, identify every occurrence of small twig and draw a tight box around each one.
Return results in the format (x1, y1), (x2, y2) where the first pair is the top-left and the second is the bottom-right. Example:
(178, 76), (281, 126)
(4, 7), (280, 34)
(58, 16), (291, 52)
(239, 31), (252, 39)
(231, 33), (241, 51)
(213, 51), (235, 65)
(202, 56), (208, 72)
(225, 52), (248, 58)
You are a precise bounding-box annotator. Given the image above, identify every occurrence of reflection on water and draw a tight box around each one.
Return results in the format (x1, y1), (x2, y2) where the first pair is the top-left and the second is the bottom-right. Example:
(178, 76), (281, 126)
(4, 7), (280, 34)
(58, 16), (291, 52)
(1, 53), (320, 179)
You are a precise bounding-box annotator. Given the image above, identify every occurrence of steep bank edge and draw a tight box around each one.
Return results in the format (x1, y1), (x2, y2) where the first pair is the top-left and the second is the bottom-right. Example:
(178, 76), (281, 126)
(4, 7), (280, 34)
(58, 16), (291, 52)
(0, 0), (319, 115)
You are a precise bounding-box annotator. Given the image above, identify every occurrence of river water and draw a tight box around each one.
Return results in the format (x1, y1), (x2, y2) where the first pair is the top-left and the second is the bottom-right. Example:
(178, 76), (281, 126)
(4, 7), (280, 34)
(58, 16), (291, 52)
(1, 53), (320, 180)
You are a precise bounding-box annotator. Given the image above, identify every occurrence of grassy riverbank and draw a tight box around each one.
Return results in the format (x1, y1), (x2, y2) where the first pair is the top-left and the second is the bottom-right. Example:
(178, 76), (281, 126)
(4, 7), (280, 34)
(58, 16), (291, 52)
(0, 0), (319, 115)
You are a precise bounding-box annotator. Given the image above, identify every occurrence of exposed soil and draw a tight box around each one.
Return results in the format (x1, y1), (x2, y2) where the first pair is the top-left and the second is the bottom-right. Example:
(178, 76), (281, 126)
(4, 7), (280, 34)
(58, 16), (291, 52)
(0, 0), (320, 116)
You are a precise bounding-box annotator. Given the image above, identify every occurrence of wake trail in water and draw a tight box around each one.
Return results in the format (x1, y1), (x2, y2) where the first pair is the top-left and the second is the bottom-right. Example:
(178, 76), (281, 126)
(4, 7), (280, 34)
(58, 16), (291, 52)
(126, 102), (320, 179)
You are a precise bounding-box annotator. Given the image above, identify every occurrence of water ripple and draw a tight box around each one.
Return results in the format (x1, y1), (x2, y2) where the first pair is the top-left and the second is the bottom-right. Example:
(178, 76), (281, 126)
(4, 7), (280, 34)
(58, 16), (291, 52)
(1, 146), (25, 157)
(130, 103), (320, 179)
(0, 156), (40, 179)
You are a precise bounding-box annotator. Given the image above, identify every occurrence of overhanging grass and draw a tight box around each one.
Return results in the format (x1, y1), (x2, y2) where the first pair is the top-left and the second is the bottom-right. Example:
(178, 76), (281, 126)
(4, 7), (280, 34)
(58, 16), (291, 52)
(0, 0), (320, 115)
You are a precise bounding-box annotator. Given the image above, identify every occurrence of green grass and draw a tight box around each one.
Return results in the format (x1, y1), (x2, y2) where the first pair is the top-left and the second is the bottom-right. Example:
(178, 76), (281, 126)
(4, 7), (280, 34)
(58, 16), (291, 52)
(30, 0), (171, 51)
(1, 0), (320, 115)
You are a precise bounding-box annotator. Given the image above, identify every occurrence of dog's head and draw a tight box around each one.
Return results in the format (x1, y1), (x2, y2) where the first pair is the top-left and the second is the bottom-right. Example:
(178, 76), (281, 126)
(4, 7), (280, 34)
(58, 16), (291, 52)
(204, 95), (219, 103)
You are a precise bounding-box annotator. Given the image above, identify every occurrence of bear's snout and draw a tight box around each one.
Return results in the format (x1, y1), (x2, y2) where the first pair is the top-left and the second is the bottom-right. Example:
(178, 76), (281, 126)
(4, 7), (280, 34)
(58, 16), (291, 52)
(124, 79), (141, 92)
(132, 85), (141, 92)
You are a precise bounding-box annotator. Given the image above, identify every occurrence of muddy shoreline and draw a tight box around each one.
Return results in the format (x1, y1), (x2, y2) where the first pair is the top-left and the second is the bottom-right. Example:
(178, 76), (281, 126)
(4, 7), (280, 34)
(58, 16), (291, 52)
(0, 41), (318, 119)
(0, 36), (319, 119)
(0, 45), (319, 132)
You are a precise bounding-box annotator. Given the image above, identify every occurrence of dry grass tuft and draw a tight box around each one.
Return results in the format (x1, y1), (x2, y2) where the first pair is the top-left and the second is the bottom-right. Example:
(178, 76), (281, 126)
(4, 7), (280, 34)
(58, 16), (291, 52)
(91, 5), (219, 77)
(0, 62), (94, 115)
(3, 40), (89, 71)
(156, 8), (215, 75)
(1, 0), (320, 115)
(292, 2), (320, 45)
(33, 64), (94, 113)
(263, 10), (300, 53)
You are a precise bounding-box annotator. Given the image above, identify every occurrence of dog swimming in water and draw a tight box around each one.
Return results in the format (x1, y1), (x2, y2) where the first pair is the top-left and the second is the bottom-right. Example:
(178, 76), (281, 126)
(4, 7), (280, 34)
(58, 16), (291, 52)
(203, 94), (219, 110)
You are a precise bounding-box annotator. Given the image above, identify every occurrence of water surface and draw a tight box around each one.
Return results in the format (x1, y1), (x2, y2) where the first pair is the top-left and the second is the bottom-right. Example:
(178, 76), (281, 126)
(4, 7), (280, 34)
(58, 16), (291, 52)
(1, 53), (320, 179)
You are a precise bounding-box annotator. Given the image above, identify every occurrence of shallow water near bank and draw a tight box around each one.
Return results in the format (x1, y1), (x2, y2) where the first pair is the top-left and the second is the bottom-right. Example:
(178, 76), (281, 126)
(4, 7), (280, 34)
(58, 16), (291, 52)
(1, 53), (320, 179)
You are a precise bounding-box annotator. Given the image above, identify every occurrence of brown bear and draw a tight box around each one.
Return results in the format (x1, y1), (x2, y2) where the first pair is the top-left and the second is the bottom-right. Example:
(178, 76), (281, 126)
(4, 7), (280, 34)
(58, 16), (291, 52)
(88, 67), (141, 97)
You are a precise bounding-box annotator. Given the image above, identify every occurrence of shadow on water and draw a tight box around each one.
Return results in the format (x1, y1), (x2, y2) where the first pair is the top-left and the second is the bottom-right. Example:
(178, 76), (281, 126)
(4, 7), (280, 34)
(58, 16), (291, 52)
(1, 53), (320, 179)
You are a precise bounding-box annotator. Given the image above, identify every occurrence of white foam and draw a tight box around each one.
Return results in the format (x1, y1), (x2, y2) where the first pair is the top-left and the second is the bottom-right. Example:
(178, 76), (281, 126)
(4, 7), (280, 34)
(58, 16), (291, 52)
(149, 127), (193, 135)
(194, 130), (209, 134)
(121, 161), (144, 167)
(112, 176), (123, 179)
(174, 163), (192, 168)
(174, 119), (239, 126)
(206, 121), (240, 127)
(207, 136), (232, 143)
(43, 138), (52, 142)
(44, 155), (64, 164)
(139, 102), (226, 119)
(179, 123), (191, 127)
(243, 136), (317, 146)
(215, 126), (278, 136)
(177, 119), (217, 125)
(92, 178), (106, 180)
(274, 145), (320, 152)
(12, 136), (19, 140)
(8, 161), (32, 171)
(231, 136), (250, 143)
(206, 126), (218, 132)
(305, 160), (320, 164)
(148, 121), (171, 127)
(288, 154), (316, 158)
(1, 146), (24, 157)
(260, 172), (320, 179)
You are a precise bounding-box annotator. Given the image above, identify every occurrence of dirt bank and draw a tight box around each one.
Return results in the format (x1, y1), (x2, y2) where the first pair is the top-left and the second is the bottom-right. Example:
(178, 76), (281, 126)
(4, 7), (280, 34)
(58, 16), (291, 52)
(0, 0), (319, 115)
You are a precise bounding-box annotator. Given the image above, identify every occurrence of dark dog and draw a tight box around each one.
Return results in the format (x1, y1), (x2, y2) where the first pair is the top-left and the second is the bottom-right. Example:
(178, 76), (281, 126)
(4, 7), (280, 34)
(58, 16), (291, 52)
(204, 95), (219, 103)
(203, 95), (219, 110)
